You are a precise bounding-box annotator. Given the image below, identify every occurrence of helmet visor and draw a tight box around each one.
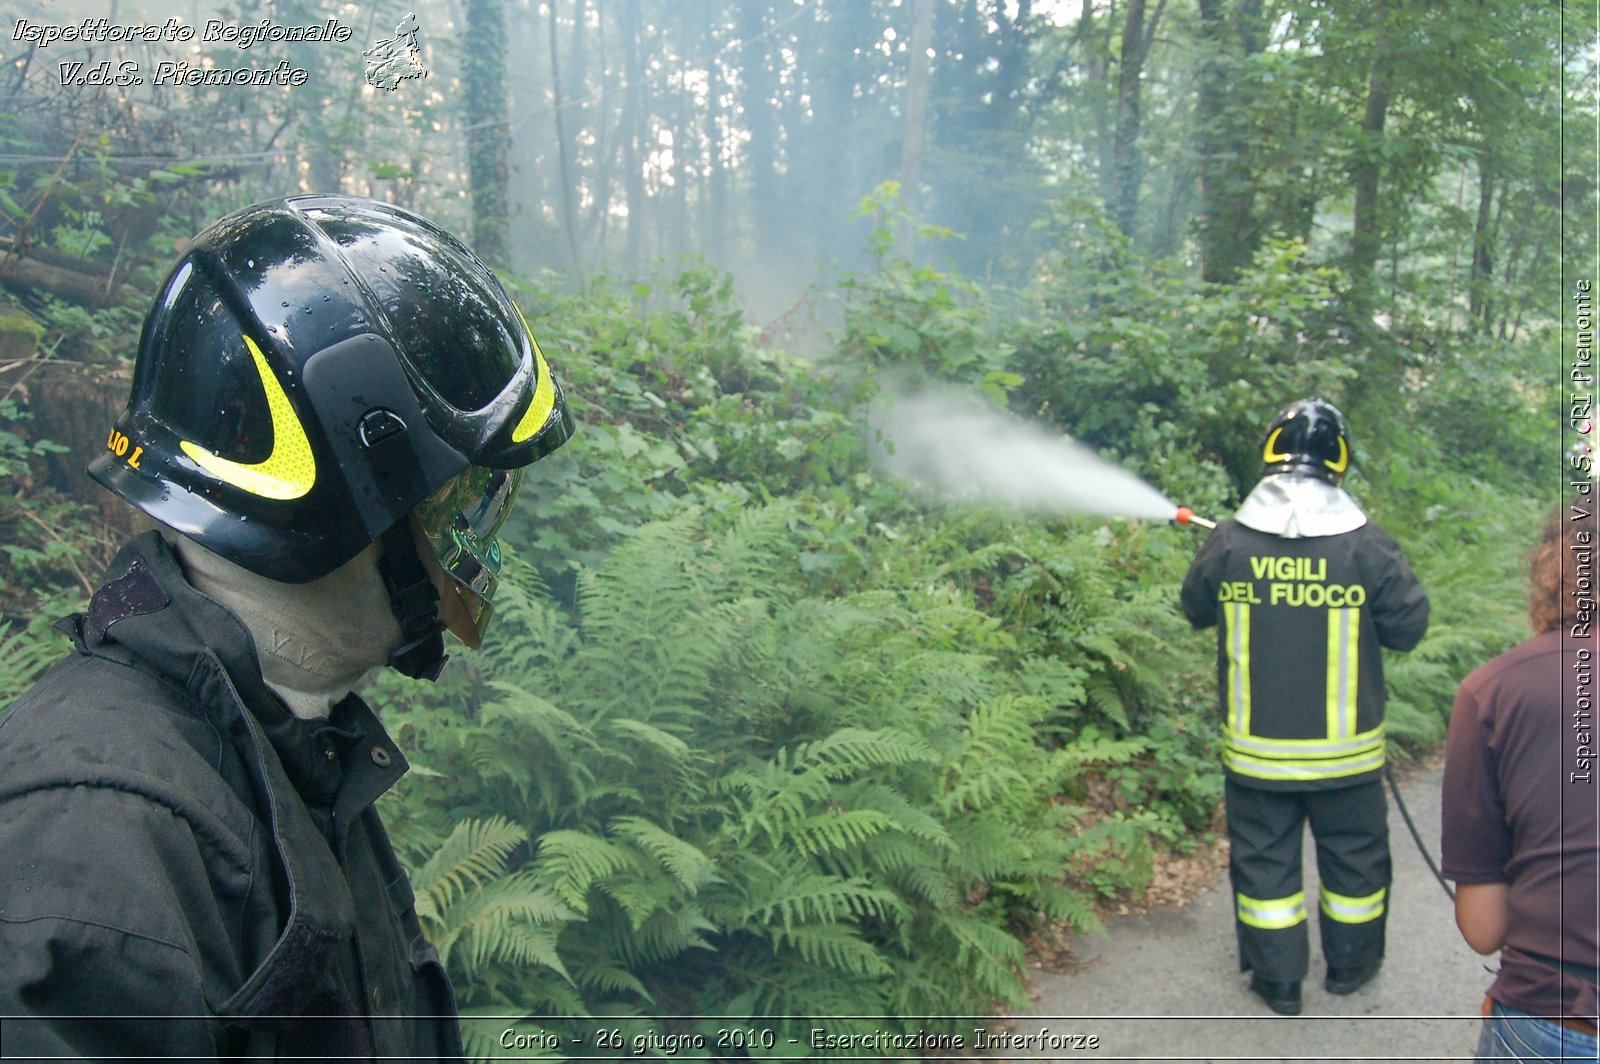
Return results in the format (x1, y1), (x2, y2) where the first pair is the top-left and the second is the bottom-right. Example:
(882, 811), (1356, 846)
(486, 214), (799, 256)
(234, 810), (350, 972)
(413, 464), (524, 643)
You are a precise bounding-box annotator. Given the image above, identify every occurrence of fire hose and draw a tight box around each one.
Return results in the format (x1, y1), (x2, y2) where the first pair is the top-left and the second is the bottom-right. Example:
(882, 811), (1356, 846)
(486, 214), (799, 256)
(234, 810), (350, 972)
(1386, 763), (1457, 901)
(1174, 506), (1457, 905)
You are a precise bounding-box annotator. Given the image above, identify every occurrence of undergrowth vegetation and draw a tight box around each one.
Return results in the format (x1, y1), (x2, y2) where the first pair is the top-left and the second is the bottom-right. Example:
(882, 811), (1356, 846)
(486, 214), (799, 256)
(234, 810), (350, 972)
(0, 192), (1547, 1057)
(360, 198), (1543, 1056)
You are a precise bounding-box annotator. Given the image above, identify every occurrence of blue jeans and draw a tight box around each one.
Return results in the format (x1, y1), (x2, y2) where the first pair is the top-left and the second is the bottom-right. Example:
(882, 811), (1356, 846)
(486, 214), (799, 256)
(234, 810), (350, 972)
(1477, 1001), (1599, 1062)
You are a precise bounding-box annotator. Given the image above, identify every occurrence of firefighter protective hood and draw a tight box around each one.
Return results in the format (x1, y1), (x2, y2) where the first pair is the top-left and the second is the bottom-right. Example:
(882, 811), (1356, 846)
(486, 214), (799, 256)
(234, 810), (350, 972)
(1234, 473), (1368, 540)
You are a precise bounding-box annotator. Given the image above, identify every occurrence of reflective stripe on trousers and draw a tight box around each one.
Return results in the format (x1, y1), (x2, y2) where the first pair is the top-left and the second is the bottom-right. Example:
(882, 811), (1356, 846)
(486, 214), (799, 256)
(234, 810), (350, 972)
(1320, 885), (1387, 924)
(1236, 892), (1308, 931)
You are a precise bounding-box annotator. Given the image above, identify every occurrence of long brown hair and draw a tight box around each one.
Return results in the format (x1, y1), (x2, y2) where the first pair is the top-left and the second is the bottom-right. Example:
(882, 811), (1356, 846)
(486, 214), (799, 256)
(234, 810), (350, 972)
(1528, 505), (1593, 634)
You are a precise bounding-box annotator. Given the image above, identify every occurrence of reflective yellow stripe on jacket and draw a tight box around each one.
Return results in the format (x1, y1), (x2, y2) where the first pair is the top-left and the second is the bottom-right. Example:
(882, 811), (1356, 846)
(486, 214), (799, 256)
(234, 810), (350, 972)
(1221, 602), (1386, 783)
(1226, 600), (1251, 738)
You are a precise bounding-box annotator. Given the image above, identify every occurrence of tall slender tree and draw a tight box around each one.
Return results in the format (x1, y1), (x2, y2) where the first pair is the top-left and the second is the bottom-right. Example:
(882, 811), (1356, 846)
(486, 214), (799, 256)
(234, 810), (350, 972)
(464, 0), (511, 266)
(1193, 0), (1265, 284)
(899, 0), (936, 254)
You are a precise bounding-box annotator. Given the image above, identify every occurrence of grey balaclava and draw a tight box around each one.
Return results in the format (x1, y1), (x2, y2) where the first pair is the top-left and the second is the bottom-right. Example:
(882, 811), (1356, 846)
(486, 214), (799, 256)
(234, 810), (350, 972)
(1233, 472), (1368, 540)
(166, 530), (404, 720)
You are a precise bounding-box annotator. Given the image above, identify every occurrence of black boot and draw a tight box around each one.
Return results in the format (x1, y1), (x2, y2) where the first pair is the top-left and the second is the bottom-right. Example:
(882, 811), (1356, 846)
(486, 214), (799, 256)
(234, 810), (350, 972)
(1326, 958), (1382, 995)
(1249, 975), (1303, 1016)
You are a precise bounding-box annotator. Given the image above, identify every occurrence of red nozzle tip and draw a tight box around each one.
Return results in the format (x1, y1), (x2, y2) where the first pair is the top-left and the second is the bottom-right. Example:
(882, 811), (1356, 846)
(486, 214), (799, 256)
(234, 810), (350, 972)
(1175, 506), (1194, 525)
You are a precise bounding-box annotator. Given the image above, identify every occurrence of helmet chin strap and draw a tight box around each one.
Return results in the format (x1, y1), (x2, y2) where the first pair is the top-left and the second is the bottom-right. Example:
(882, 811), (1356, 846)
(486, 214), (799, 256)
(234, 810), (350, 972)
(378, 519), (448, 681)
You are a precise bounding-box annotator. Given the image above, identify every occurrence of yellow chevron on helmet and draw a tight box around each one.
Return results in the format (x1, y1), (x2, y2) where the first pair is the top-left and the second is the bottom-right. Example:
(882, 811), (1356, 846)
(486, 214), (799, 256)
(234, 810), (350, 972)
(178, 336), (316, 501)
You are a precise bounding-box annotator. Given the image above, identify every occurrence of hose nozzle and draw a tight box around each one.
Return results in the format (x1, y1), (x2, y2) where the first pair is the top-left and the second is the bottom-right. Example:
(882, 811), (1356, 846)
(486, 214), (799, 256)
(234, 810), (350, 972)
(1175, 506), (1216, 530)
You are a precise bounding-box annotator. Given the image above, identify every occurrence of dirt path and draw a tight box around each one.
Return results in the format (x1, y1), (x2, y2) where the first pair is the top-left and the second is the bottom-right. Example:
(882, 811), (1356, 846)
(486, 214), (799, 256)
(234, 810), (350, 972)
(1012, 766), (1491, 1062)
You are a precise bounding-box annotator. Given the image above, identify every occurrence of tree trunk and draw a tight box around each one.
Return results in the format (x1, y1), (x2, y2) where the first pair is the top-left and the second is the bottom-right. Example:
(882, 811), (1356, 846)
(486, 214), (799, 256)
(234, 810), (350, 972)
(283, 0), (341, 194)
(898, 0), (936, 254)
(1348, 10), (1391, 296)
(546, 0), (584, 280)
(669, 5), (692, 262)
(0, 242), (146, 308)
(704, 0), (729, 269)
(738, 2), (783, 264)
(1195, 0), (1264, 284)
(464, 0), (510, 267)
(567, 0), (591, 257)
(1469, 156), (1495, 332)
(620, 0), (646, 269)
(1110, 0), (1164, 238)
(1080, 0), (1114, 205)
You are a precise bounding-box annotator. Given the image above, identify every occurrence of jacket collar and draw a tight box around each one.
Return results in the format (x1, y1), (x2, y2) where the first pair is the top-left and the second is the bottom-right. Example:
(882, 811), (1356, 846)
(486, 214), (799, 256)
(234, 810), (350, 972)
(67, 532), (411, 1019)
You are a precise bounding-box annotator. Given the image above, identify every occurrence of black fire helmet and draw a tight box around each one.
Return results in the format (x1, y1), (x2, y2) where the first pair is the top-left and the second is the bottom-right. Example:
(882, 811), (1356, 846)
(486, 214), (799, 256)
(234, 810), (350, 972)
(1259, 397), (1351, 484)
(90, 195), (574, 586)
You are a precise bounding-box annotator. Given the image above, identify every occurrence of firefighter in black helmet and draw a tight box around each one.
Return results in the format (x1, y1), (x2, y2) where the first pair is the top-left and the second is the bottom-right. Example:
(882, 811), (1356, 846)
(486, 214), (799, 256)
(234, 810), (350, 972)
(1180, 398), (1429, 1016)
(0, 196), (572, 1059)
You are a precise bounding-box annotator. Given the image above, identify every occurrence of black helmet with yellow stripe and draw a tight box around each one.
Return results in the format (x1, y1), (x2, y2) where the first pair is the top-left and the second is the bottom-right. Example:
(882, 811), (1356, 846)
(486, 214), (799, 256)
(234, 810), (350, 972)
(1260, 398), (1351, 484)
(90, 195), (573, 676)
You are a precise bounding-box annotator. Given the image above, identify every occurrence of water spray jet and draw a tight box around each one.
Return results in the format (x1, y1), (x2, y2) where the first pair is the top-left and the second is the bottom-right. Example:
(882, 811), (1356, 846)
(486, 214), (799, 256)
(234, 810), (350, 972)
(870, 384), (1222, 531)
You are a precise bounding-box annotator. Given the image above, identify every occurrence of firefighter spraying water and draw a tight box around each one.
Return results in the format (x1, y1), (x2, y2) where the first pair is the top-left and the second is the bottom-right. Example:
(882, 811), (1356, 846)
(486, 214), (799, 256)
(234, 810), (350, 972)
(873, 387), (1432, 1018)
(1179, 398), (1430, 1016)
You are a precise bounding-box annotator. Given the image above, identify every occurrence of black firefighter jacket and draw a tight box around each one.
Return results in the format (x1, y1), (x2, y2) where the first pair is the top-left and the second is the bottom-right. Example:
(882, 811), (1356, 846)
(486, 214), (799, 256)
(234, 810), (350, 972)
(0, 532), (465, 1061)
(1180, 519), (1430, 792)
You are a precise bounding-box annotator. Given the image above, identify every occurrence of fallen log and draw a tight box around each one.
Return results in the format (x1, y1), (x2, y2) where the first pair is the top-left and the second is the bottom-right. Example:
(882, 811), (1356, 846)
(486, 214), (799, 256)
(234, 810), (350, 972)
(0, 240), (148, 308)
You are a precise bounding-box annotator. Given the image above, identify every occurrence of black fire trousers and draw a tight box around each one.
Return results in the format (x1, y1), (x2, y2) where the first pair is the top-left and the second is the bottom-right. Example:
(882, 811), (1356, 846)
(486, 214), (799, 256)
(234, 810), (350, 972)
(1225, 777), (1391, 983)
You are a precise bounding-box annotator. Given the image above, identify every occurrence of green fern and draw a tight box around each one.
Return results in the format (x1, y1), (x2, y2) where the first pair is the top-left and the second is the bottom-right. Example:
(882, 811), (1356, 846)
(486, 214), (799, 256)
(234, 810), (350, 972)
(608, 816), (719, 892)
(532, 830), (637, 914)
(413, 815), (528, 918)
(409, 817), (576, 982)
(0, 613), (64, 708)
(382, 503), (1163, 1031)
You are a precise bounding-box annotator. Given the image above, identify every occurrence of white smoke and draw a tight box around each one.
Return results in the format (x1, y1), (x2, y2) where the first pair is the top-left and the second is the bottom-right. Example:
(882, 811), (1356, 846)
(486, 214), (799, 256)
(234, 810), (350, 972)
(869, 384), (1178, 521)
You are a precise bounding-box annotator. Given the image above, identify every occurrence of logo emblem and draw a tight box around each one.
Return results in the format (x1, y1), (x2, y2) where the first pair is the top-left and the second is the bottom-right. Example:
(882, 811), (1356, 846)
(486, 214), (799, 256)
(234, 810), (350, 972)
(364, 12), (428, 91)
(179, 336), (317, 500)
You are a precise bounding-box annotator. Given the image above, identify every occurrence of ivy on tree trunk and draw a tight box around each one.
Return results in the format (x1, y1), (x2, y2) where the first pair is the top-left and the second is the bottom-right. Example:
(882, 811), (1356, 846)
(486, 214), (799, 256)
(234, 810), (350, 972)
(464, 0), (510, 268)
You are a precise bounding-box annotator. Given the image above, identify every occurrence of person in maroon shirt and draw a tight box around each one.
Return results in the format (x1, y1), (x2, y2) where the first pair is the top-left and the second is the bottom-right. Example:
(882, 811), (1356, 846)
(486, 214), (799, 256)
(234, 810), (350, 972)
(1442, 505), (1598, 1061)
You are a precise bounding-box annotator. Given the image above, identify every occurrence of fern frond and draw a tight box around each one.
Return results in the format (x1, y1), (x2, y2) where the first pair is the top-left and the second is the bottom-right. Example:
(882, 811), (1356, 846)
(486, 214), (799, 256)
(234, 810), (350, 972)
(482, 682), (596, 749)
(0, 615), (62, 706)
(574, 962), (654, 1002)
(613, 904), (718, 966)
(839, 782), (955, 850)
(1030, 881), (1105, 935)
(533, 830), (637, 913)
(887, 856), (961, 910)
(929, 908), (1027, 1000)
(769, 922), (892, 978)
(608, 816), (720, 892)
(789, 808), (898, 858)
(797, 726), (939, 778)
(413, 816), (528, 919)
(940, 815), (1031, 882)
(603, 718), (693, 762)
(728, 864), (907, 933)
(941, 759), (1029, 815)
